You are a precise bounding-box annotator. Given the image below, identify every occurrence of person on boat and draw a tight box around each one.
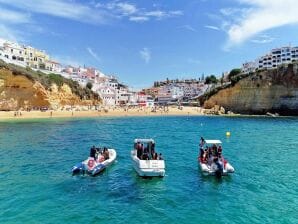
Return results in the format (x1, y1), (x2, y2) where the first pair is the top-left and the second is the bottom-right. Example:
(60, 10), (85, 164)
(218, 154), (227, 168)
(158, 153), (163, 160)
(137, 142), (143, 159)
(152, 152), (158, 160)
(98, 152), (105, 163)
(142, 153), (149, 160)
(212, 144), (217, 156)
(218, 145), (222, 155)
(211, 157), (221, 171)
(144, 144), (149, 154)
(199, 147), (204, 160)
(103, 147), (109, 160)
(200, 137), (205, 147)
(90, 145), (97, 160)
(151, 143), (155, 159)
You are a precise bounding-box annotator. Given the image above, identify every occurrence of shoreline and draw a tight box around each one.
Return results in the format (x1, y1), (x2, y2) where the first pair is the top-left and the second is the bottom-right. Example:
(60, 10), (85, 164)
(0, 106), (205, 120)
(0, 107), (294, 121)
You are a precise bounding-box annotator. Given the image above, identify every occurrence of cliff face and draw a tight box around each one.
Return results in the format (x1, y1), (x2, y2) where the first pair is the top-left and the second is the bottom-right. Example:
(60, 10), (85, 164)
(204, 64), (298, 115)
(0, 68), (99, 110)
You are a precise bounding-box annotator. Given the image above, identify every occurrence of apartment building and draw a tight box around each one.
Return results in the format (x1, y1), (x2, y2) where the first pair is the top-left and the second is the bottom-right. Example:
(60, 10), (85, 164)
(242, 46), (298, 73)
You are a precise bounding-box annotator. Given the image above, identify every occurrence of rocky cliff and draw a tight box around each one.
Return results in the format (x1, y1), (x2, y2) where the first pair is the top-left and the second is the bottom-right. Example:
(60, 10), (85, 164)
(203, 64), (298, 115)
(0, 65), (100, 111)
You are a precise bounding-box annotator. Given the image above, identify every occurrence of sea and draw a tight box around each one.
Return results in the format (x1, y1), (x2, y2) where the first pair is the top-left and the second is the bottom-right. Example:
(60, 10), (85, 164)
(0, 116), (297, 224)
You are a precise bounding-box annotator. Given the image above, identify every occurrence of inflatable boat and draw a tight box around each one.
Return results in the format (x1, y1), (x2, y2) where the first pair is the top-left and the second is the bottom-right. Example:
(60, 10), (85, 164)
(72, 148), (117, 176)
(198, 140), (234, 177)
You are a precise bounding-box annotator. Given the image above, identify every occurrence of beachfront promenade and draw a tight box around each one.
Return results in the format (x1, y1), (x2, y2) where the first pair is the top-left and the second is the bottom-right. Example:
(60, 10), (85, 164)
(0, 106), (204, 120)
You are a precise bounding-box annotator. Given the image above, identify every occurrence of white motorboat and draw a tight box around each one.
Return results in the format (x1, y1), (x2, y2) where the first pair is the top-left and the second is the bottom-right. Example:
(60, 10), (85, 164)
(131, 139), (165, 177)
(72, 148), (117, 176)
(198, 140), (234, 177)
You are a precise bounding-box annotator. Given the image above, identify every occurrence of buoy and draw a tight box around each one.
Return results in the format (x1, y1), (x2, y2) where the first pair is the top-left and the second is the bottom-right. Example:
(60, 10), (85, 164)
(226, 131), (231, 137)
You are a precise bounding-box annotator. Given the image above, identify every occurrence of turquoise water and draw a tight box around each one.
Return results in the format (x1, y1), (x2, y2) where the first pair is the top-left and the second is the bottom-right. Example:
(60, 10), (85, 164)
(0, 116), (297, 224)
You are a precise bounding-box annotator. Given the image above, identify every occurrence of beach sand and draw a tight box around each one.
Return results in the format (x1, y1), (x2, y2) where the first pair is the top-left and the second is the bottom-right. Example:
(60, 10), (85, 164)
(0, 106), (205, 120)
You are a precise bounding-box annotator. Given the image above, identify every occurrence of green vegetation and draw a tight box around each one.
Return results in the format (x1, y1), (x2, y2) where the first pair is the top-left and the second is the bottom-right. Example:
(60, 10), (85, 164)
(86, 82), (93, 90)
(228, 68), (241, 80)
(0, 59), (99, 100)
(205, 75), (218, 84)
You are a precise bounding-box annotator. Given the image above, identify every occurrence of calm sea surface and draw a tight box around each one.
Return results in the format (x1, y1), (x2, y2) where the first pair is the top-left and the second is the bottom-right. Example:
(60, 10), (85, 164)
(0, 116), (297, 224)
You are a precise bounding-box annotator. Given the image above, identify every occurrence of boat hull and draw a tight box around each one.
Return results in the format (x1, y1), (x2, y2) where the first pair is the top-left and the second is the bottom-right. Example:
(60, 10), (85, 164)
(199, 161), (234, 176)
(131, 150), (165, 177)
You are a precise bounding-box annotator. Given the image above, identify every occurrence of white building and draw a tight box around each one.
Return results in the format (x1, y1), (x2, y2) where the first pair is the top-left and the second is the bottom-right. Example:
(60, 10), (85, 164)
(242, 46), (298, 73)
(97, 87), (116, 106)
(242, 61), (257, 74)
(0, 41), (27, 67)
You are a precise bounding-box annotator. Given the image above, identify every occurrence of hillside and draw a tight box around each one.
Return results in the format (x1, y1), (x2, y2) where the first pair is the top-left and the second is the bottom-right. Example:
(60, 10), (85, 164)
(0, 60), (100, 110)
(202, 64), (298, 115)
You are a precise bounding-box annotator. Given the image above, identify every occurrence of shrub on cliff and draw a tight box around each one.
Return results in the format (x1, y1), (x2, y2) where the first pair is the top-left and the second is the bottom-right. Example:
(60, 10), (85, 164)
(86, 82), (93, 90)
(48, 73), (64, 87)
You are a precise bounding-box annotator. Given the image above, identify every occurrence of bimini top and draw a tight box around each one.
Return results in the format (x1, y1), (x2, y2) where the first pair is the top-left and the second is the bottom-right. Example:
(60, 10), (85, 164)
(134, 139), (155, 144)
(205, 140), (222, 144)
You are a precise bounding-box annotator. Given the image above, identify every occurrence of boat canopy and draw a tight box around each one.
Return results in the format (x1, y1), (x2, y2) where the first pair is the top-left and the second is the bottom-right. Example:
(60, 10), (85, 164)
(205, 140), (222, 144)
(134, 139), (155, 144)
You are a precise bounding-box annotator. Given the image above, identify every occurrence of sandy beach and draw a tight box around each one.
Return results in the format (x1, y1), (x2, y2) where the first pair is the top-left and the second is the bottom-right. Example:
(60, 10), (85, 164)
(0, 106), (205, 120)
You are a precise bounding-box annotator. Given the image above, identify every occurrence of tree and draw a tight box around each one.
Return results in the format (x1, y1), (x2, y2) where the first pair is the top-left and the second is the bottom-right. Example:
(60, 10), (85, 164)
(86, 82), (93, 90)
(228, 68), (241, 80)
(205, 75), (218, 84)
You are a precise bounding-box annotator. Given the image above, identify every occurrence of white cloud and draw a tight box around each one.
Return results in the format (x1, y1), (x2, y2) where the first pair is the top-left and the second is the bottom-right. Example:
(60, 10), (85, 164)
(116, 2), (137, 15)
(179, 25), (197, 32)
(0, 0), (108, 24)
(144, 10), (183, 20)
(0, 8), (31, 24)
(95, 1), (183, 22)
(0, 8), (31, 41)
(250, 34), (275, 44)
(140, 48), (151, 63)
(129, 16), (149, 22)
(224, 0), (298, 47)
(0, 25), (19, 41)
(205, 25), (220, 31)
(87, 47), (101, 63)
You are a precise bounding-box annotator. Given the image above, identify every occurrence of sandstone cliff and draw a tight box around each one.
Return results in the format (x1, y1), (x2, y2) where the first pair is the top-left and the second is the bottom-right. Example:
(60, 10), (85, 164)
(0, 66), (100, 110)
(203, 64), (298, 115)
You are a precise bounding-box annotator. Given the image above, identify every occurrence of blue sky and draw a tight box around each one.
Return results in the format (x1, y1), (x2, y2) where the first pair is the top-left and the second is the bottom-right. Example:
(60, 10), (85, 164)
(1, 0), (298, 88)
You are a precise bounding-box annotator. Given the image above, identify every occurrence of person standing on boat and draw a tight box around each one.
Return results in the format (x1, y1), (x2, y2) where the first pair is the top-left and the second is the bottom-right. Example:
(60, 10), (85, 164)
(90, 145), (97, 160)
(136, 142), (143, 159)
(200, 137), (205, 147)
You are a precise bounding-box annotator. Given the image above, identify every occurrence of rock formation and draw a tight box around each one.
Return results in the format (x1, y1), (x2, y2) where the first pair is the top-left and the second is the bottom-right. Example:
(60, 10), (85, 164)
(203, 64), (298, 115)
(0, 67), (100, 110)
